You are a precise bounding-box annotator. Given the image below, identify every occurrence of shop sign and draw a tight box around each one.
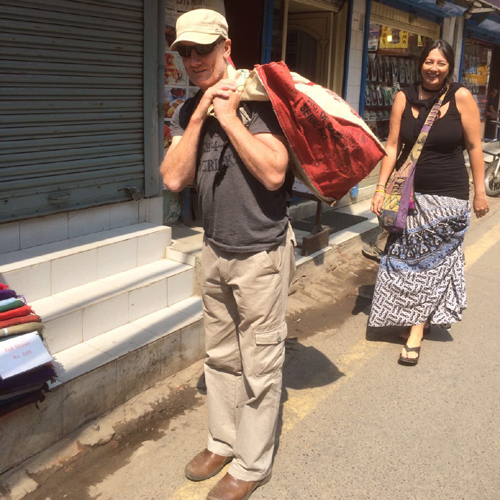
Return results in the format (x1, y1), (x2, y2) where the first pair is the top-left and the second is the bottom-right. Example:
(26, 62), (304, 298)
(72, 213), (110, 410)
(379, 27), (409, 50)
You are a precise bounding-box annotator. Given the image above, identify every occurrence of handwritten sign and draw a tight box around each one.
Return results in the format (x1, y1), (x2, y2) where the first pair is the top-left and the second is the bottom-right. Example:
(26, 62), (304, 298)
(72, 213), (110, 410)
(0, 332), (53, 380)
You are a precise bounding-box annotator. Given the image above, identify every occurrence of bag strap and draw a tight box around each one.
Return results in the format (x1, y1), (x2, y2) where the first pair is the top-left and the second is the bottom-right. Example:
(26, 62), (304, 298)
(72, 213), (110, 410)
(407, 87), (448, 165)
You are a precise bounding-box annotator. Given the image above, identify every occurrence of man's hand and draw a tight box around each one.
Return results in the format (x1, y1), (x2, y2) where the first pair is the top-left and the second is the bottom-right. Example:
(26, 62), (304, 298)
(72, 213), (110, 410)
(193, 78), (238, 122)
(161, 78), (237, 192)
(213, 81), (240, 122)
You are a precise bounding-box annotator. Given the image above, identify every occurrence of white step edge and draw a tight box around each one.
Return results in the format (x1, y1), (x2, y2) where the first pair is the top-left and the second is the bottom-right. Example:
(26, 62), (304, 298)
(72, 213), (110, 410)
(0, 223), (171, 273)
(0, 224), (172, 302)
(166, 248), (197, 267)
(32, 259), (195, 354)
(50, 296), (203, 388)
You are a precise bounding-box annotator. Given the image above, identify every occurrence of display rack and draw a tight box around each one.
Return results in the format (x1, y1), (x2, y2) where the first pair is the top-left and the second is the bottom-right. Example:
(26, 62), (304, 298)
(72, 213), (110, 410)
(364, 24), (431, 141)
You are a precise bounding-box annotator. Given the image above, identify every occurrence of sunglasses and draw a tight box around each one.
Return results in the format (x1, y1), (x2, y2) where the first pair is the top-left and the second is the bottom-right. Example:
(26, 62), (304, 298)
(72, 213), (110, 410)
(177, 38), (223, 58)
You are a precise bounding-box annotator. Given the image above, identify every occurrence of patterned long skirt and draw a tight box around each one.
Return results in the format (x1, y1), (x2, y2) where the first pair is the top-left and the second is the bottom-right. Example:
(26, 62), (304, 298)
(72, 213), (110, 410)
(368, 193), (470, 327)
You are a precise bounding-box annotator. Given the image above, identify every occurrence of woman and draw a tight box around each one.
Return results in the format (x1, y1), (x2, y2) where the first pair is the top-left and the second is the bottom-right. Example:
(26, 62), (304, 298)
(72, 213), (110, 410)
(368, 39), (489, 365)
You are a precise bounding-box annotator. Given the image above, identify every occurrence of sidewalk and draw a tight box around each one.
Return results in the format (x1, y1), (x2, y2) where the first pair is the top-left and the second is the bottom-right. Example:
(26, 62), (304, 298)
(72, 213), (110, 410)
(169, 198), (379, 279)
(4, 196), (499, 499)
(0, 200), (380, 499)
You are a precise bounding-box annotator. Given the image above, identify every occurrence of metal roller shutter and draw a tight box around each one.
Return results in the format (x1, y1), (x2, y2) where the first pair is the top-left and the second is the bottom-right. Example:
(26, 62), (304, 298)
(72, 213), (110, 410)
(0, 0), (160, 222)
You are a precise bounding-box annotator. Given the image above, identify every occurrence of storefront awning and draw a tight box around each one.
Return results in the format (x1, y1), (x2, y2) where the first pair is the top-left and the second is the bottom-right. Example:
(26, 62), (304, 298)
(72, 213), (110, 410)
(458, 0), (500, 45)
(376, 0), (466, 23)
(467, 15), (500, 44)
(378, 0), (500, 45)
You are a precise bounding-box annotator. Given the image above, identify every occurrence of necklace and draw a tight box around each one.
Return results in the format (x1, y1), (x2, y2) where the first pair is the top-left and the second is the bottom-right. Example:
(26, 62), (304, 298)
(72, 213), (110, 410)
(419, 85), (441, 101)
(421, 84), (441, 93)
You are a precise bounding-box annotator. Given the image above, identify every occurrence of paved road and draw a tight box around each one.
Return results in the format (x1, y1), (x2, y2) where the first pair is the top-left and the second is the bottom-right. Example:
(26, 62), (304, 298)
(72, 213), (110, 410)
(21, 196), (500, 500)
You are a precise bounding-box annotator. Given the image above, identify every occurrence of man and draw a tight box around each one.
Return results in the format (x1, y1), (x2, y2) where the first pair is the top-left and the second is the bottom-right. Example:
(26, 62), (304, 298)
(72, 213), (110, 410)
(160, 9), (296, 500)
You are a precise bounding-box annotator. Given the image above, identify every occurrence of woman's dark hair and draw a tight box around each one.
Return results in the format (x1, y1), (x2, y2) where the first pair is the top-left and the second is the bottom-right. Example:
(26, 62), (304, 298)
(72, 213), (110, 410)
(418, 39), (455, 86)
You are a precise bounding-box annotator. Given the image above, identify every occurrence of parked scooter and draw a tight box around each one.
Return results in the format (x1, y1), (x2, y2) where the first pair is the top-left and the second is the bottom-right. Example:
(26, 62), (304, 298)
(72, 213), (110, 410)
(484, 149), (500, 197)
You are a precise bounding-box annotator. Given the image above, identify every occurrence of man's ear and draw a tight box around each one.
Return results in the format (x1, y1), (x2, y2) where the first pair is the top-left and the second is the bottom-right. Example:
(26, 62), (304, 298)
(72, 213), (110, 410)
(223, 38), (231, 59)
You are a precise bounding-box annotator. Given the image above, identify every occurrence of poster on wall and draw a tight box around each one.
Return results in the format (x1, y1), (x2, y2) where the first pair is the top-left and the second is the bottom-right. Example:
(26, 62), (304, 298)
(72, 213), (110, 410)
(165, 87), (187, 119)
(165, 8), (177, 48)
(165, 52), (187, 85)
(368, 24), (380, 52)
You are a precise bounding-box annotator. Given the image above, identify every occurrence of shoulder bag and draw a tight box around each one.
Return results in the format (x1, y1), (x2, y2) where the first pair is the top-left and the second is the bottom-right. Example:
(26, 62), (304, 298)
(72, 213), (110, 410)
(379, 88), (448, 233)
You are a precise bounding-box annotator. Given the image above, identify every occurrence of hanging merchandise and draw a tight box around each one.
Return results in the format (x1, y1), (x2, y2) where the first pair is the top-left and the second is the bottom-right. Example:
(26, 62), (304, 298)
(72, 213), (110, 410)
(0, 283), (57, 419)
(364, 23), (433, 141)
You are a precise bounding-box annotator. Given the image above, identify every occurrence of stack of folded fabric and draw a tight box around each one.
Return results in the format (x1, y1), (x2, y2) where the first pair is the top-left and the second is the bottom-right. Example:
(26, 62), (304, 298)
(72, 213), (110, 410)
(0, 283), (57, 419)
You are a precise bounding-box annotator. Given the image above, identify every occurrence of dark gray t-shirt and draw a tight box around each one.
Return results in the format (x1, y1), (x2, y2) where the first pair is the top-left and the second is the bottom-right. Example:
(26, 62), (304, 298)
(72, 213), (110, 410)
(170, 99), (291, 252)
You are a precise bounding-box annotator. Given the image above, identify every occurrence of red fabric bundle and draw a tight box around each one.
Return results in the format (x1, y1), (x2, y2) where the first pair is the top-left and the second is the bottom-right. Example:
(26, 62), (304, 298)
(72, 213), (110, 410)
(0, 304), (33, 321)
(0, 314), (42, 329)
(254, 62), (386, 203)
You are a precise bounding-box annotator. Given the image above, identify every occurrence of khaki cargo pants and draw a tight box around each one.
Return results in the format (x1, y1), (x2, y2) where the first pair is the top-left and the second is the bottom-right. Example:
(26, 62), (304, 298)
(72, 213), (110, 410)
(202, 226), (296, 482)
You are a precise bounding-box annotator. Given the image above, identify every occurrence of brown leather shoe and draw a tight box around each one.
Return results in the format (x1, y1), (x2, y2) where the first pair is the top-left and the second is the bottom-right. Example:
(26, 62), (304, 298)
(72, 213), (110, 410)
(206, 472), (272, 500)
(185, 449), (233, 481)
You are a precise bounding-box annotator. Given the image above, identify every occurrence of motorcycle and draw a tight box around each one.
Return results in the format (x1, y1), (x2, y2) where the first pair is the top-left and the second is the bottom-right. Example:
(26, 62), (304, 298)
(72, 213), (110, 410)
(484, 149), (500, 197)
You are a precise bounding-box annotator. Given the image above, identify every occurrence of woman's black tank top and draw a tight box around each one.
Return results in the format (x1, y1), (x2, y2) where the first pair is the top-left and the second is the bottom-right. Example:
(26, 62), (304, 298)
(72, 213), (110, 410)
(395, 94), (469, 200)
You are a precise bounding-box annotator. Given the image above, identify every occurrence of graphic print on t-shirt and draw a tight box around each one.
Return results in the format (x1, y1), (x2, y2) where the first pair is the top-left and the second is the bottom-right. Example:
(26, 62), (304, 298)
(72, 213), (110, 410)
(200, 139), (225, 173)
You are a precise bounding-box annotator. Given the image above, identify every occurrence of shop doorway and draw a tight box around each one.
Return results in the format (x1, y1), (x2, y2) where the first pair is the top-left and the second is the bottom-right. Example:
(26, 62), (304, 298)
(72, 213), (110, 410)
(286, 11), (333, 86)
(281, 0), (347, 93)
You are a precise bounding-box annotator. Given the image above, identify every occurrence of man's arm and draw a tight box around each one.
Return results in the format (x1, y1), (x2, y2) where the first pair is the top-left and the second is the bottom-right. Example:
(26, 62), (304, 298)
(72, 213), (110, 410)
(160, 116), (204, 192)
(486, 104), (498, 120)
(214, 92), (289, 191)
(160, 79), (238, 192)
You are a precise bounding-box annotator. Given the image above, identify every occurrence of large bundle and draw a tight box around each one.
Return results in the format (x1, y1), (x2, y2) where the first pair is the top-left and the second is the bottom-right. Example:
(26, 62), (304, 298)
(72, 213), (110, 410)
(0, 283), (56, 418)
(234, 62), (386, 205)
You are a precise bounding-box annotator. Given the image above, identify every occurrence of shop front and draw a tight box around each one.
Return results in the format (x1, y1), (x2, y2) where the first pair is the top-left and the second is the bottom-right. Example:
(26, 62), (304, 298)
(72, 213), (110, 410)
(362, 1), (441, 142)
(360, 0), (500, 143)
(462, 11), (500, 141)
(461, 38), (497, 138)
(270, 0), (348, 94)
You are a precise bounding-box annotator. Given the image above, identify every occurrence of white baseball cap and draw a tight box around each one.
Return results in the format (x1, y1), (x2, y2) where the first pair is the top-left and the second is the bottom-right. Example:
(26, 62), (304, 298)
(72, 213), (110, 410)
(170, 9), (228, 51)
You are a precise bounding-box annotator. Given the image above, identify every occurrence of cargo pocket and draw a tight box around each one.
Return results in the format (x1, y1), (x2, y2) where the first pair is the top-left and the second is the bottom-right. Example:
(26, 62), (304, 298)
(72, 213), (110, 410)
(253, 322), (287, 376)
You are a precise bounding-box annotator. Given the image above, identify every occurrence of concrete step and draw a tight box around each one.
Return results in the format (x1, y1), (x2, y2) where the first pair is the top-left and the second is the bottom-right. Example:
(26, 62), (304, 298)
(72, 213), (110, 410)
(0, 297), (204, 475)
(0, 223), (171, 302)
(31, 258), (195, 354)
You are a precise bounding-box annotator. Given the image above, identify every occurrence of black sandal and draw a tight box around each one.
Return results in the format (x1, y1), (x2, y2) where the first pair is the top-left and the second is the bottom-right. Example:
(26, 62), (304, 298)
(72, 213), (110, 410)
(399, 345), (421, 366)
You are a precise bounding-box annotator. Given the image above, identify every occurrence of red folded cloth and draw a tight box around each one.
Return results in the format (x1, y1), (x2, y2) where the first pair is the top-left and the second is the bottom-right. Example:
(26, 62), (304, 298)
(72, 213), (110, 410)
(0, 284), (8, 291)
(0, 314), (42, 329)
(0, 305), (33, 321)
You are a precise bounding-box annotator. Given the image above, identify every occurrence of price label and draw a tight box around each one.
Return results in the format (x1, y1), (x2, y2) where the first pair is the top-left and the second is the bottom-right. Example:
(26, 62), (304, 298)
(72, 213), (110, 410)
(0, 332), (53, 380)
